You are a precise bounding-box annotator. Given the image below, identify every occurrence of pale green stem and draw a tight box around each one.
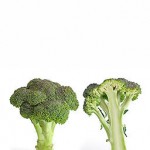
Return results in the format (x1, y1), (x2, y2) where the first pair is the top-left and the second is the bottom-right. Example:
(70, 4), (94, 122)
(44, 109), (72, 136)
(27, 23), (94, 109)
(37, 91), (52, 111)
(31, 120), (44, 142)
(31, 120), (56, 150)
(107, 91), (126, 150)
(92, 106), (110, 140)
(121, 95), (133, 114)
(100, 100), (109, 114)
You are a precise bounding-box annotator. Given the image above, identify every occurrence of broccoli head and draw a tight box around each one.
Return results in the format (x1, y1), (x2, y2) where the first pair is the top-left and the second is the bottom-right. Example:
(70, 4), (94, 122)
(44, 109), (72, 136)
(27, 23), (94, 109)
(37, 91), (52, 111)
(83, 78), (141, 150)
(10, 78), (79, 150)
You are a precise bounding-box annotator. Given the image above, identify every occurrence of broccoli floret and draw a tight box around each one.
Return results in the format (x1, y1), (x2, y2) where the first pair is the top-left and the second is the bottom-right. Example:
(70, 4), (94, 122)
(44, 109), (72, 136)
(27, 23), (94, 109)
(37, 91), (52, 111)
(56, 86), (79, 110)
(83, 78), (141, 150)
(10, 78), (79, 150)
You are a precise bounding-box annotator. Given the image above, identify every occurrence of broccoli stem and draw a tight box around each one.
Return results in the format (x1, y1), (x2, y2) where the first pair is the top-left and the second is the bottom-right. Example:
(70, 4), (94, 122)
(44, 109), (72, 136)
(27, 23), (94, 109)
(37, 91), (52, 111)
(92, 108), (110, 139)
(108, 91), (126, 150)
(32, 120), (56, 150)
(109, 112), (126, 150)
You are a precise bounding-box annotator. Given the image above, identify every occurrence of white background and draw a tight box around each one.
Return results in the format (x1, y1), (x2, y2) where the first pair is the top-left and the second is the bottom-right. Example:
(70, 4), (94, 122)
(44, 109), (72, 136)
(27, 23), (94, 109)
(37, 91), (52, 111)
(0, 0), (150, 150)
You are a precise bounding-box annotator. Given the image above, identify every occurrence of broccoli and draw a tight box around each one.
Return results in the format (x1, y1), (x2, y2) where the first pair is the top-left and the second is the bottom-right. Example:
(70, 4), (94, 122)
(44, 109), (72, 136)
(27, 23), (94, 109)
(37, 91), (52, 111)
(83, 78), (141, 150)
(10, 78), (79, 150)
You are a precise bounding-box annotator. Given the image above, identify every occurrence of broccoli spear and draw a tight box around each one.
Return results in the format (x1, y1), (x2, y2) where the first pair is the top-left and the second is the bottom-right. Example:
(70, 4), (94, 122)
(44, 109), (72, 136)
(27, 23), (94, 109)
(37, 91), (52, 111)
(10, 78), (79, 150)
(83, 78), (141, 150)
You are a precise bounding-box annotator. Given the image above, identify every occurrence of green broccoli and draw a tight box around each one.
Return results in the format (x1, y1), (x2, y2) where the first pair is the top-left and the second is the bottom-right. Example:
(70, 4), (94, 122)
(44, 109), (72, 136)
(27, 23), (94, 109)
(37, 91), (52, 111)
(83, 78), (141, 150)
(10, 78), (79, 150)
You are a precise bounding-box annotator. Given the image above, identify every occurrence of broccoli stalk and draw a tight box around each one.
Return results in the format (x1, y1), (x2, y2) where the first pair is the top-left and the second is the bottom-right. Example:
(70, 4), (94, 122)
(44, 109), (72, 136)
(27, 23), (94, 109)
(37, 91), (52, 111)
(31, 120), (56, 150)
(83, 78), (141, 150)
(10, 78), (79, 150)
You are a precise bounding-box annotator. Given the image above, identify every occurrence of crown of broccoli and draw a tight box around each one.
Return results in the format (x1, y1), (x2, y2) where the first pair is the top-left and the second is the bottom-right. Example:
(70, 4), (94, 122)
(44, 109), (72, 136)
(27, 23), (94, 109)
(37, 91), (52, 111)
(10, 78), (79, 124)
